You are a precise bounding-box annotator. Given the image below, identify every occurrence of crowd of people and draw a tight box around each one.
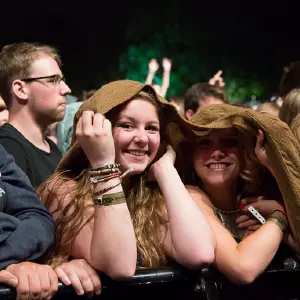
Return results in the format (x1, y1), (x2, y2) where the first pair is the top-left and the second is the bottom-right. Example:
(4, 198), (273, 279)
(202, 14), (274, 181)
(0, 42), (300, 299)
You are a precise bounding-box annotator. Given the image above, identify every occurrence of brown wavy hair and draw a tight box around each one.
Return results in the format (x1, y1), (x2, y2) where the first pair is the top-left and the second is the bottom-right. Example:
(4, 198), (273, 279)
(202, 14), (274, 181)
(37, 90), (169, 268)
(178, 127), (265, 198)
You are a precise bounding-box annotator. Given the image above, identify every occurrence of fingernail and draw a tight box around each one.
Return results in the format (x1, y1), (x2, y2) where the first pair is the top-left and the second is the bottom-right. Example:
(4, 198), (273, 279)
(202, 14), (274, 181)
(77, 289), (84, 296)
(95, 290), (101, 295)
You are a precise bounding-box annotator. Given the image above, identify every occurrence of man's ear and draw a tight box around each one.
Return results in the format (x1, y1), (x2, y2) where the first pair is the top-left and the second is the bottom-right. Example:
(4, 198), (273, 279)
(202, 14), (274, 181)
(12, 80), (29, 101)
(185, 109), (195, 121)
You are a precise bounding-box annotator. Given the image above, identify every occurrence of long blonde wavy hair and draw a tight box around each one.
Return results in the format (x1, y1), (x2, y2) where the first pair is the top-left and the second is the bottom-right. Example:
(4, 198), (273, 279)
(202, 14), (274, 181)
(37, 90), (169, 268)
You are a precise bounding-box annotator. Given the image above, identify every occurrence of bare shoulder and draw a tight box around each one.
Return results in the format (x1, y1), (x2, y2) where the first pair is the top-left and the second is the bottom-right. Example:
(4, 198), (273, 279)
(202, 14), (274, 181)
(185, 185), (203, 194)
(185, 185), (214, 215)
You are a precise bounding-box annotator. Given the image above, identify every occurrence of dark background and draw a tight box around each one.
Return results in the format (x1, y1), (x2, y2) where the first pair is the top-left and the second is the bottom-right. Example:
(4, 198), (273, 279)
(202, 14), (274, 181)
(2, 0), (300, 101)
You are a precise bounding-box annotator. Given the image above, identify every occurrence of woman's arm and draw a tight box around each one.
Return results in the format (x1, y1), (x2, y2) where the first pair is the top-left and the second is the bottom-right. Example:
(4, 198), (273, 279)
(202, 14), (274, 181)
(52, 111), (137, 280)
(160, 58), (172, 98)
(50, 177), (136, 280)
(188, 185), (284, 285)
(152, 146), (215, 269)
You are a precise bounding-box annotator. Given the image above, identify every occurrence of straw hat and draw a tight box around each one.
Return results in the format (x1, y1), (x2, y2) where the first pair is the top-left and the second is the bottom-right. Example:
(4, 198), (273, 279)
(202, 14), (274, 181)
(188, 103), (300, 247)
(56, 79), (191, 174)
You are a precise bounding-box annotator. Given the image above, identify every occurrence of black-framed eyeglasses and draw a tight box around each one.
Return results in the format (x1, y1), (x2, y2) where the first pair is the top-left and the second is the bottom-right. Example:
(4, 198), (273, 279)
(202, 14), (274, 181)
(21, 74), (66, 86)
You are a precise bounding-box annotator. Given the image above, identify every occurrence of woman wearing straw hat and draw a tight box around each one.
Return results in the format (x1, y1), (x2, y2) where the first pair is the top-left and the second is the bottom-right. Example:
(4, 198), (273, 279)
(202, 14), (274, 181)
(37, 80), (215, 283)
(179, 103), (300, 286)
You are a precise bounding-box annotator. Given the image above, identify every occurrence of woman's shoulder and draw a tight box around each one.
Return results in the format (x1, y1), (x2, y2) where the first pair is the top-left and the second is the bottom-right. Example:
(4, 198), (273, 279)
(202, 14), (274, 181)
(185, 185), (214, 212)
(185, 184), (202, 193)
(185, 185), (208, 199)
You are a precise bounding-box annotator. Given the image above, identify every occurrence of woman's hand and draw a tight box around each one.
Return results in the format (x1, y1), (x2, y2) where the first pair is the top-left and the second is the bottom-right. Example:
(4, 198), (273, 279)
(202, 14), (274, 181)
(162, 58), (172, 72)
(236, 196), (287, 237)
(55, 259), (101, 298)
(148, 145), (176, 181)
(75, 111), (115, 168)
(236, 213), (262, 233)
(254, 129), (275, 175)
(148, 59), (159, 74)
(240, 196), (286, 219)
(208, 70), (225, 88)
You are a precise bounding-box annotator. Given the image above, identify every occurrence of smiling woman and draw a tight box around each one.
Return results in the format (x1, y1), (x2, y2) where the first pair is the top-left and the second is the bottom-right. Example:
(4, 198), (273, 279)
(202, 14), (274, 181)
(37, 80), (216, 284)
(178, 103), (300, 285)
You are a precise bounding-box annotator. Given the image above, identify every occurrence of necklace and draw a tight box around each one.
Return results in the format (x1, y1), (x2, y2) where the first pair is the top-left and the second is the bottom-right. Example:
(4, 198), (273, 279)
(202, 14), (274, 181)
(214, 206), (246, 241)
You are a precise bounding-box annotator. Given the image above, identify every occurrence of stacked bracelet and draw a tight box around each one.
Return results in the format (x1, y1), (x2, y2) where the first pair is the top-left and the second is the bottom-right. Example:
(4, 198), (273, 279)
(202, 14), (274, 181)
(89, 163), (120, 172)
(93, 179), (122, 196)
(89, 163), (121, 184)
(89, 164), (134, 205)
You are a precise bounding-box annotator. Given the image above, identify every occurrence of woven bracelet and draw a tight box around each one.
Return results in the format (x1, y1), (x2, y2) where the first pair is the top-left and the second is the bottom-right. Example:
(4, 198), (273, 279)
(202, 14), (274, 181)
(93, 191), (126, 206)
(267, 216), (288, 232)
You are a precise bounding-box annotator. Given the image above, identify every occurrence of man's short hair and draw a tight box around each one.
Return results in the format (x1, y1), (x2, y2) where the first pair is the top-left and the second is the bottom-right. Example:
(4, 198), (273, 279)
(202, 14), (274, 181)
(0, 42), (61, 109)
(184, 82), (228, 113)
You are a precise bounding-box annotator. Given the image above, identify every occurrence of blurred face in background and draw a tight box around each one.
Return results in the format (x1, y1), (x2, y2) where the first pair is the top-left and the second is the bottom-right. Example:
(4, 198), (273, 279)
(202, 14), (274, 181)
(0, 96), (9, 126)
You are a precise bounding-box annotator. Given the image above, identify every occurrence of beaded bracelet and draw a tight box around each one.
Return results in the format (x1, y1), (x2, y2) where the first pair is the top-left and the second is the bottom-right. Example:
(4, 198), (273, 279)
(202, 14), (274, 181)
(91, 167), (134, 185)
(90, 173), (120, 184)
(89, 168), (121, 177)
(93, 179), (122, 197)
(92, 167), (134, 197)
(89, 163), (120, 172)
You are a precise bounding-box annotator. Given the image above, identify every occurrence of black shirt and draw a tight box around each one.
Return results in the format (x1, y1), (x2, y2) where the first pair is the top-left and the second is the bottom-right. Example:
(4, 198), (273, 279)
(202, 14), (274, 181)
(0, 123), (62, 188)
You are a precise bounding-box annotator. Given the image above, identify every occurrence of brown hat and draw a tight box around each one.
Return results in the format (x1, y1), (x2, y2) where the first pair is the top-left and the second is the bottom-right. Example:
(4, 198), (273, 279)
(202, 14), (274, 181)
(188, 103), (300, 247)
(56, 79), (191, 175)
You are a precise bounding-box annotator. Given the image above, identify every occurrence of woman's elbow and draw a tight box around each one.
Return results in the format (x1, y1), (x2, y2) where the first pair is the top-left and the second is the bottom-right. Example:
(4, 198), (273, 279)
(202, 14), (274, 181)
(90, 257), (136, 281)
(227, 265), (261, 286)
(105, 264), (136, 281)
(229, 272), (257, 286)
(179, 249), (215, 270)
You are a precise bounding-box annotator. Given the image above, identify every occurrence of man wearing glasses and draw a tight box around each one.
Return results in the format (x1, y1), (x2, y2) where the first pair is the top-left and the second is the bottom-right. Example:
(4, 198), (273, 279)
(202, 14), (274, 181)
(0, 42), (71, 188)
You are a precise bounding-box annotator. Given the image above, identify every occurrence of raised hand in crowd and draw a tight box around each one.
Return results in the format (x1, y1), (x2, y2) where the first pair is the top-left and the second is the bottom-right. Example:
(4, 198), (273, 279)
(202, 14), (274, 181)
(5, 262), (58, 300)
(162, 58), (172, 73)
(160, 58), (172, 98)
(208, 70), (225, 88)
(145, 58), (159, 85)
(145, 57), (172, 97)
(148, 58), (160, 74)
(55, 259), (101, 297)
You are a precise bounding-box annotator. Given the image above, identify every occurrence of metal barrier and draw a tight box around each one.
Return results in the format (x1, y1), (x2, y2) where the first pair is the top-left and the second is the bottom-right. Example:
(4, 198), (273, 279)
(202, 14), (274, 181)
(0, 258), (299, 300)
